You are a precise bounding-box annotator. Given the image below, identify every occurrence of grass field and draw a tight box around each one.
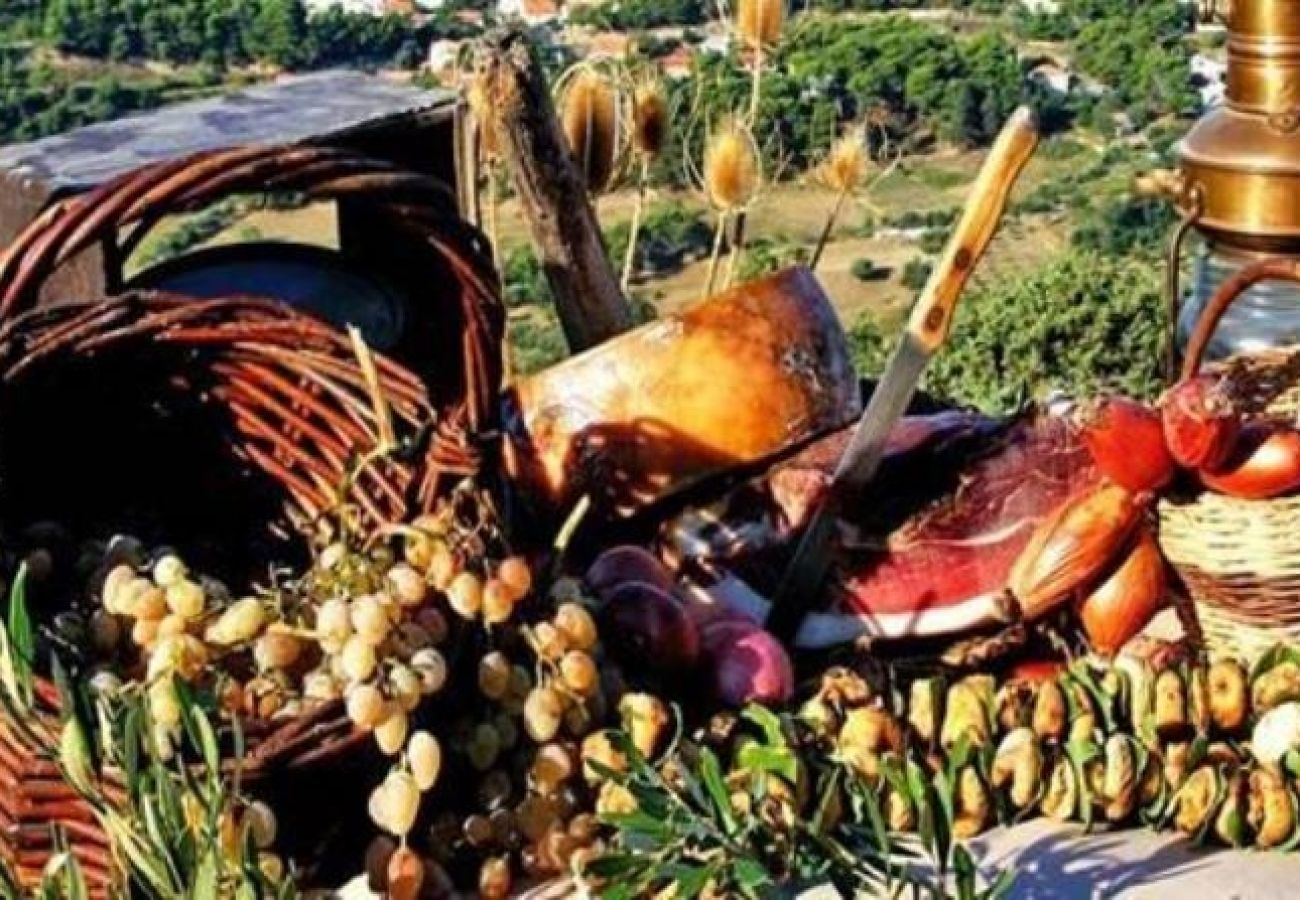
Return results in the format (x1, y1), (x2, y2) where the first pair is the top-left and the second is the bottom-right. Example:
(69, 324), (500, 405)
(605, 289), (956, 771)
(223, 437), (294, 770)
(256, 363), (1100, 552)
(144, 133), (1130, 375)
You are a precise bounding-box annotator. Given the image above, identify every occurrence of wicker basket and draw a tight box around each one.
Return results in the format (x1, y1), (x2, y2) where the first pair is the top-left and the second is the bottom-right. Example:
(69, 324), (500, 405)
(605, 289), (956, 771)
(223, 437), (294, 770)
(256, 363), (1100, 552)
(1158, 256), (1300, 660)
(0, 146), (504, 891)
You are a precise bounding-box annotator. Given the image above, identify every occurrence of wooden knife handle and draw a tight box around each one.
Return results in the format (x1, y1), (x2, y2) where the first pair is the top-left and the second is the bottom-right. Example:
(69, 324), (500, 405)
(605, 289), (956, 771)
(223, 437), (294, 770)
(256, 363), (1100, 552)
(907, 107), (1039, 353)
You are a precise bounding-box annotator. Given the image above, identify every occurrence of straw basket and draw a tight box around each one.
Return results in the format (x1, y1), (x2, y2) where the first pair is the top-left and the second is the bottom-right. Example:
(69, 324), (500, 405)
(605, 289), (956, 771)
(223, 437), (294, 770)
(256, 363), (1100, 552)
(0, 146), (504, 891)
(1159, 256), (1300, 660)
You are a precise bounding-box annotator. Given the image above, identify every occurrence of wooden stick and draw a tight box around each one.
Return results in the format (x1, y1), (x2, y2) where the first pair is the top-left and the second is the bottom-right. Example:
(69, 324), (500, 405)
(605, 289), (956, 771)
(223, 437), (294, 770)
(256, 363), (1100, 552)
(477, 30), (633, 352)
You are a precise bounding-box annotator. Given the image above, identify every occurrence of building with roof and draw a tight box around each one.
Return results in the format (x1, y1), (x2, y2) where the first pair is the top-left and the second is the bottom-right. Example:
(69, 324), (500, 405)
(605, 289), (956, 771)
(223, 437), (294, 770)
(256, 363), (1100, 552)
(498, 0), (565, 27)
(0, 71), (459, 307)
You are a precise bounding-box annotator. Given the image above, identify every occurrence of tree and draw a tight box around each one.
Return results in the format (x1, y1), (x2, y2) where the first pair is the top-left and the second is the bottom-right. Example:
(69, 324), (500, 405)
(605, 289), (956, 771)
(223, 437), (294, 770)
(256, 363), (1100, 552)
(251, 0), (309, 68)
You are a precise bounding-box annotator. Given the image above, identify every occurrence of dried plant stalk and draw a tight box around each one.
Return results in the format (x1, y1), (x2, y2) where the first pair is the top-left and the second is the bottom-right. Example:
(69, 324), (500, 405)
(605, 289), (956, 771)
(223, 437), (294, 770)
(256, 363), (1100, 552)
(811, 124), (869, 270)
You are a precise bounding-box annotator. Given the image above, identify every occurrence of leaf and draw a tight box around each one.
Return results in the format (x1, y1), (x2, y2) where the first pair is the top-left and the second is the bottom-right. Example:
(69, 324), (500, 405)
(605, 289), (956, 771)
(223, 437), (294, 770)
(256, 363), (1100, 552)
(741, 704), (787, 748)
(667, 863), (712, 898)
(698, 747), (738, 834)
(582, 852), (646, 879)
(733, 857), (772, 894)
(6, 566), (33, 708)
(600, 810), (674, 844)
(736, 743), (799, 783)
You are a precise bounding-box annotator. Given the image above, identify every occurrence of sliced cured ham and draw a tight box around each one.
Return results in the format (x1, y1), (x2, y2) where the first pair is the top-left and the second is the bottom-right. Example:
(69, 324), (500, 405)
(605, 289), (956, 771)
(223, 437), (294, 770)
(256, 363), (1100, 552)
(837, 413), (1098, 621)
(662, 409), (1099, 644)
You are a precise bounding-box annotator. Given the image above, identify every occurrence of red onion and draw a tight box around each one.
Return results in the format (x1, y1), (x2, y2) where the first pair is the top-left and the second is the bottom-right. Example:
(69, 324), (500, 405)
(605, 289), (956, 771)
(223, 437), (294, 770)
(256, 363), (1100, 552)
(701, 621), (794, 707)
(586, 545), (675, 601)
(601, 581), (700, 673)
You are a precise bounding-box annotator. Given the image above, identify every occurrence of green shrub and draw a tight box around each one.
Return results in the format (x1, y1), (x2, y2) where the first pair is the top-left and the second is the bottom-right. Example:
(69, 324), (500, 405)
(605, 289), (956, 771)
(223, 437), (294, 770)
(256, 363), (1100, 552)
(900, 257), (933, 291)
(850, 257), (887, 282)
(924, 249), (1164, 412)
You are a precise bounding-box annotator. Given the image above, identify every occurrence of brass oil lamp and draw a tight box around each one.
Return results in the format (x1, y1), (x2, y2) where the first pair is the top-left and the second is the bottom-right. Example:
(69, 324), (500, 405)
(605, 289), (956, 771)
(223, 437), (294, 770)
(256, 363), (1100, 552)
(1152, 0), (1300, 363)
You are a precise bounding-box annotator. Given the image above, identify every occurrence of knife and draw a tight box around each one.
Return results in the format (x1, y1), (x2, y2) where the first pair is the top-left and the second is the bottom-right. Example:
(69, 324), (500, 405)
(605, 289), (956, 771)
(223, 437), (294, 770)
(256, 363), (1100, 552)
(767, 106), (1040, 641)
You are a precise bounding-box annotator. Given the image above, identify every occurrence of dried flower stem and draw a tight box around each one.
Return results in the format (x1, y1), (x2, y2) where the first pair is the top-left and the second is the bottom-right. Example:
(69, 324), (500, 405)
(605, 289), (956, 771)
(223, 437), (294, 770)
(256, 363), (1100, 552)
(621, 159), (650, 293)
(706, 210), (730, 297)
(810, 189), (848, 271)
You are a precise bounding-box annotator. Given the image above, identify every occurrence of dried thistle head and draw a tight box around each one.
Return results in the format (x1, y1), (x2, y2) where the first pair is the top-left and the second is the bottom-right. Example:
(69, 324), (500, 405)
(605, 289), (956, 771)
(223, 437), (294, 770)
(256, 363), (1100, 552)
(558, 66), (622, 194)
(702, 117), (761, 211)
(631, 78), (669, 159)
(819, 124), (869, 194)
(736, 0), (786, 50)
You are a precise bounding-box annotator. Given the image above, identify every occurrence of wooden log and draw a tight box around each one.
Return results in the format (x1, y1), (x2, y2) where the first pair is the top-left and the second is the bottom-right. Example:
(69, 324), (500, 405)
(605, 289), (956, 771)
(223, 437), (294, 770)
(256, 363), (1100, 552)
(476, 30), (632, 352)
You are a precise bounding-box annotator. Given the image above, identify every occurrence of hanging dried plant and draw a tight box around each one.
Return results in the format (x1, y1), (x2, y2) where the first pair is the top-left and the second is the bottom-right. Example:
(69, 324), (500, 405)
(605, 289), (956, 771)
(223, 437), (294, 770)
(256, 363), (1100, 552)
(700, 117), (762, 296)
(623, 77), (670, 293)
(557, 65), (623, 195)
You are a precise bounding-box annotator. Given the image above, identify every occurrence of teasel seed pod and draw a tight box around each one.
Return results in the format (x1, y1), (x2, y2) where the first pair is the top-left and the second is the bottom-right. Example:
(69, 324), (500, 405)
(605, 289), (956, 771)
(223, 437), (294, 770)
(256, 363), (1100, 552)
(1207, 657), (1249, 735)
(1252, 659), (1300, 714)
(1153, 668), (1191, 742)
(631, 78), (668, 160)
(735, 0), (786, 51)
(819, 125), (869, 194)
(1101, 734), (1139, 823)
(1249, 767), (1299, 849)
(908, 677), (945, 747)
(558, 66), (623, 195)
(703, 117), (761, 213)
(1031, 680), (1068, 742)
(953, 766), (993, 839)
(992, 727), (1044, 811)
(941, 679), (992, 750)
(1170, 766), (1222, 837)
(1215, 770), (1251, 848)
(1040, 756), (1079, 822)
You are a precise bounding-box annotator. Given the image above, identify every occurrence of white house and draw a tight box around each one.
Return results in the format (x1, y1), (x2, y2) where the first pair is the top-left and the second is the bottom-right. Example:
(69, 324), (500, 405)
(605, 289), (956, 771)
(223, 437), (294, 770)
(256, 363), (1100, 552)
(1019, 0), (1062, 13)
(1191, 53), (1227, 107)
(497, 0), (565, 27)
(304, 0), (388, 16)
(1028, 61), (1073, 95)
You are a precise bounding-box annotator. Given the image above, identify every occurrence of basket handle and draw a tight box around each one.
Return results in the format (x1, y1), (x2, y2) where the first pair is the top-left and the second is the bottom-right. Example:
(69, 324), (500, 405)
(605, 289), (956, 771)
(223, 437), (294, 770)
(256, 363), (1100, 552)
(1180, 256), (1300, 381)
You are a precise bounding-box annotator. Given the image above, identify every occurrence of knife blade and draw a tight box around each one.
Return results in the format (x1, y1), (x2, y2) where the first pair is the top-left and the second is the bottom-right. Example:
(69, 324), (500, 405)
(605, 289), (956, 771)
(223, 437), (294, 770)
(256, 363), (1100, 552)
(767, 106), (1040, 641)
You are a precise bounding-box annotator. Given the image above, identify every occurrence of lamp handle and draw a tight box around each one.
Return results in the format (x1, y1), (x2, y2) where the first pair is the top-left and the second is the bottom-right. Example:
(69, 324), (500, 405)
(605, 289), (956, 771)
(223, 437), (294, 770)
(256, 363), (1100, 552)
(1181, 256), (1300, 380)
